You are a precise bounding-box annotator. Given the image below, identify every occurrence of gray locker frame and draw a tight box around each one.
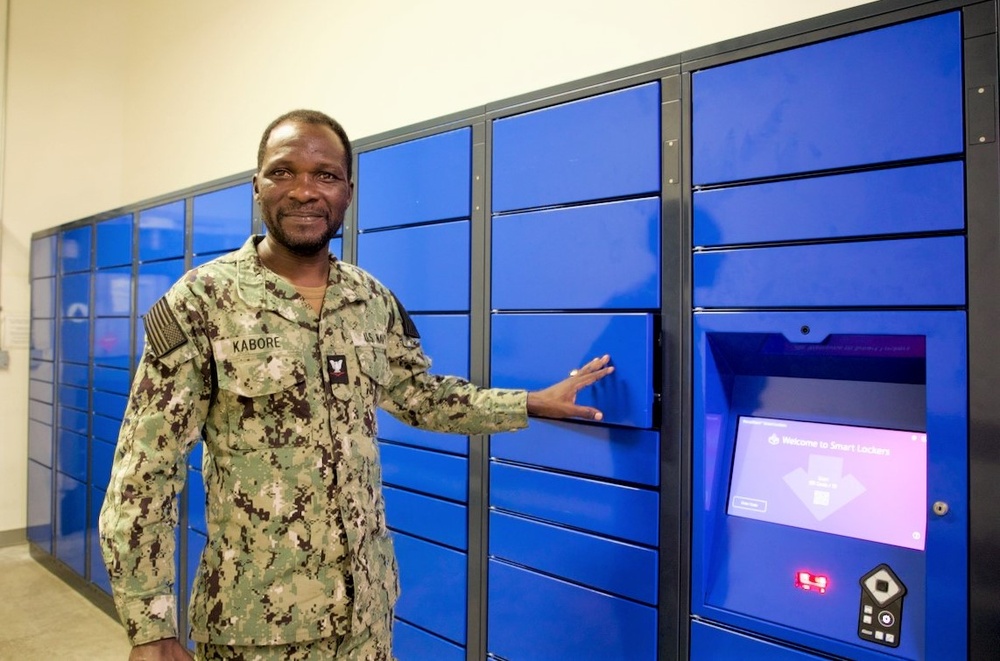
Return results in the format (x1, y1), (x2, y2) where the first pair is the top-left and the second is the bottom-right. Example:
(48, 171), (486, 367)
(25, 0), (999, 657)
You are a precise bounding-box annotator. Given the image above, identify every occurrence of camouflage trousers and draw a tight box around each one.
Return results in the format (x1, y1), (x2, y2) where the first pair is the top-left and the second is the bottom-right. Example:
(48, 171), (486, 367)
(195, 616), (393, 661)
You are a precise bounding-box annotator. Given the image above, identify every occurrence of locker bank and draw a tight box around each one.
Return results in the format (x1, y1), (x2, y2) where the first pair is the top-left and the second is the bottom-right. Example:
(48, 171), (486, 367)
(22, 0), (1000, 658)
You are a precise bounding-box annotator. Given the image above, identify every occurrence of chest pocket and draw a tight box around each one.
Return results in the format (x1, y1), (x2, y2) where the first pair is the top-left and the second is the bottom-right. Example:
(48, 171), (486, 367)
(357, 345), (393, 388)
(215, 351), (311, 450)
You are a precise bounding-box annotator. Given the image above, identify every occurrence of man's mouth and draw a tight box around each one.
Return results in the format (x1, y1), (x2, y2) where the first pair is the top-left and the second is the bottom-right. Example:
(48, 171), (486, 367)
(281, 211), (325, 221)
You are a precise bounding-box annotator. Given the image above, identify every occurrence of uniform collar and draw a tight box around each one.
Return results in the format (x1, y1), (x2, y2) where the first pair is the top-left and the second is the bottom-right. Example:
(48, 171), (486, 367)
(235, 235), (372, 320)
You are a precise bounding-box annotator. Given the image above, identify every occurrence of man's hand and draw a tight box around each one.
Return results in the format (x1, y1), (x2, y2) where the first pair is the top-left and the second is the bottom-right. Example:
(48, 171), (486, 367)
(526, 354), (614, 421)
(128, 638), (194, 661)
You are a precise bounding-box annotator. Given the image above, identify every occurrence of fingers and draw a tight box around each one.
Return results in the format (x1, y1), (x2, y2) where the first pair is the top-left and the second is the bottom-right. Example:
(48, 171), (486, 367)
(569, 355), (612, 378)
(568, 355), (614, 388)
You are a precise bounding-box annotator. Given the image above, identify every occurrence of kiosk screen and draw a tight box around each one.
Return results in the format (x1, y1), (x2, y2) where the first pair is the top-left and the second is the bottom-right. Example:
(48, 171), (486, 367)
(727, 416), (927, 550)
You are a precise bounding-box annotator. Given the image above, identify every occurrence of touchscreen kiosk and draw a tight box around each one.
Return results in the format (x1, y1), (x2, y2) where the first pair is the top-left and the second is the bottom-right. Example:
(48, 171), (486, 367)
(728, 416), (927, 551)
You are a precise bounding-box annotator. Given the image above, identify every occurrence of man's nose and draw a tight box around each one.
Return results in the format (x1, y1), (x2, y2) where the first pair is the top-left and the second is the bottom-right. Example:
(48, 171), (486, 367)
(288, 175), (319, 201)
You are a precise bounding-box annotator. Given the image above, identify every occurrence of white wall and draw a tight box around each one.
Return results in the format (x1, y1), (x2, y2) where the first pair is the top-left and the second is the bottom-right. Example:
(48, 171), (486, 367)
(0, 0), (875, 533)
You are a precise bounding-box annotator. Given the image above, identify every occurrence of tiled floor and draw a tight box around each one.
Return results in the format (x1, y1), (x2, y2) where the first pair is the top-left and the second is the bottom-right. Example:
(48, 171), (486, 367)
(0, 543), (132, 660)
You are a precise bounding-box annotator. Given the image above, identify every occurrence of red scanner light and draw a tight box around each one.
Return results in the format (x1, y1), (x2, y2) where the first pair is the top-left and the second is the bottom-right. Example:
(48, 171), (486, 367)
(795, 571), (829, 594)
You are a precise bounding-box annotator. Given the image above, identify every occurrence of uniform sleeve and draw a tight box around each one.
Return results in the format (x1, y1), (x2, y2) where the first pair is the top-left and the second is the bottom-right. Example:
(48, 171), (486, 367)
(98, 289), (212, 646)
(378, 294), (529, 434)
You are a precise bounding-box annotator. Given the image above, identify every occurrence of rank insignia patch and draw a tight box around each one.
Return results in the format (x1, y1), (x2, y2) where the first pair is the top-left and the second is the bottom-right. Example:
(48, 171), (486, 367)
(144, 297), (188, 359)
(328, 355), (349, 384)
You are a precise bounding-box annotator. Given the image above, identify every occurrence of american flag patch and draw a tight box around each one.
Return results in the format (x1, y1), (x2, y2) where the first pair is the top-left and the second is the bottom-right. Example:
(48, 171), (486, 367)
(144, 297), (187, 358)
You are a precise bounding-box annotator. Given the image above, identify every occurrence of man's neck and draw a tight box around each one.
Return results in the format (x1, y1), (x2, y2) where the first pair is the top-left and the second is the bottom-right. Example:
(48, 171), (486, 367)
(256, 235), (331, 287)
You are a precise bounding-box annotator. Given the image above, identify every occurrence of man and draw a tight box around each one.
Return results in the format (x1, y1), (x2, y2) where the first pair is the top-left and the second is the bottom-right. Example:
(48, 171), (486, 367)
(100, 109), (614, 661)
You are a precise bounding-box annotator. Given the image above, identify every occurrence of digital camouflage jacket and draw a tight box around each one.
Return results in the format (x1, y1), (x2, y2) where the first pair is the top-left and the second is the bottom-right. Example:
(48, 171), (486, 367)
(99, 236), (528, 647)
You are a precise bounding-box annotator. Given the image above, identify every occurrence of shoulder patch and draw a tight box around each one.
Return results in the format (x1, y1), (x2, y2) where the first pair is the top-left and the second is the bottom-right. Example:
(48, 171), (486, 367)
(391, 293), (420, 339)
(144, 296), (188, 359)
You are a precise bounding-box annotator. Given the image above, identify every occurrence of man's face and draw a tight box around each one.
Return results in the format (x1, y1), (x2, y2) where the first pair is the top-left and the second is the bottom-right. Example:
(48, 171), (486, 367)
(253, 120), (354, 256)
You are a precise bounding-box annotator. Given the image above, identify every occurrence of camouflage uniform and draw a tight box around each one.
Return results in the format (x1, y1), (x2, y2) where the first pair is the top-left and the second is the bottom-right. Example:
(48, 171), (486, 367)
(99, 236), (528, 653)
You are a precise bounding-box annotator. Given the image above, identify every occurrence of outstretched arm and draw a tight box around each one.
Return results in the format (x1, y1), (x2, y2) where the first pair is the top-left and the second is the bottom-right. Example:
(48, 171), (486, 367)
(526, 354), (614, 421)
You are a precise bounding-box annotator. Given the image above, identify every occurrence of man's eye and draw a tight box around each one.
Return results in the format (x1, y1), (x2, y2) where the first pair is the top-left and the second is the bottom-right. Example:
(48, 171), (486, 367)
(269, 168), (291, 178)
(317, 171), (339, 181)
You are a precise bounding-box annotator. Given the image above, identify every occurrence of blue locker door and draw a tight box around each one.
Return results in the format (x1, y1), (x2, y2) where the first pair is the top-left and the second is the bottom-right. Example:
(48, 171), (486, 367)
(56, 472), (88, 576)
(692, 12), (963, 185)
(488, 560), (657, 661)
(491, 313), (656, 429)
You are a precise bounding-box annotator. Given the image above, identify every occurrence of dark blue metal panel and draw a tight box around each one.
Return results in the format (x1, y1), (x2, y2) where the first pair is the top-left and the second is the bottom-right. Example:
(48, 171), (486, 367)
(60, 406), (88, 435)
(490, 511), (657, 604)
(58, 384), (88, 411)
(59, 320), (91, 364)
(377, 411), (467, 455)
(60, 226), (92, 274)
(57, 429), (88, 482)
(384, 486), (467, 550)
(92, 413), (122, 445)
(29, 379), (53, 404)
(60, 272), (91, 316)
(394, 532), (467, 645)
(692, 13), (962, 185)
(27, 460), (52, 552)
(89, 486), (112, 593)
(93, 317), (132, 369)
(394, 619), (465, 661)
(93, 391), (128, 421)
(358, 128), (471, 230)
(139, 201), (185, 262)
(56, 472), (87, 576)
(32, 235), (57, 278)
(491, 313), (655, 428)
(93, 365), (131, 395)
(187, 469), (206, 534)
(28, 420), (52, 466)
(488, 560), (657, 661)
(691, 621), (826, 660)
(492, 83), (660, 212)
(694, 236), (965, 308)
(691, 311), (967, 660)
(91, 438), (116, 491)
(94, 266), (132, 317)
(137, 259), (185, 316)
(490, 462), (658, 546)
(380, 442), (467, 502)
(491, 418), (659, 487)
(192, 183), (252, 255)
(189, 441), (204, 471)
(96, 214), (133, 268)
(59, 362), (89, 388)
(410, 314), (469, 379)
(492, 197), (661, 311)
(694, 161), (965, 247)
(31, 277), (55, 319)
(357, 221), (469, 313)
